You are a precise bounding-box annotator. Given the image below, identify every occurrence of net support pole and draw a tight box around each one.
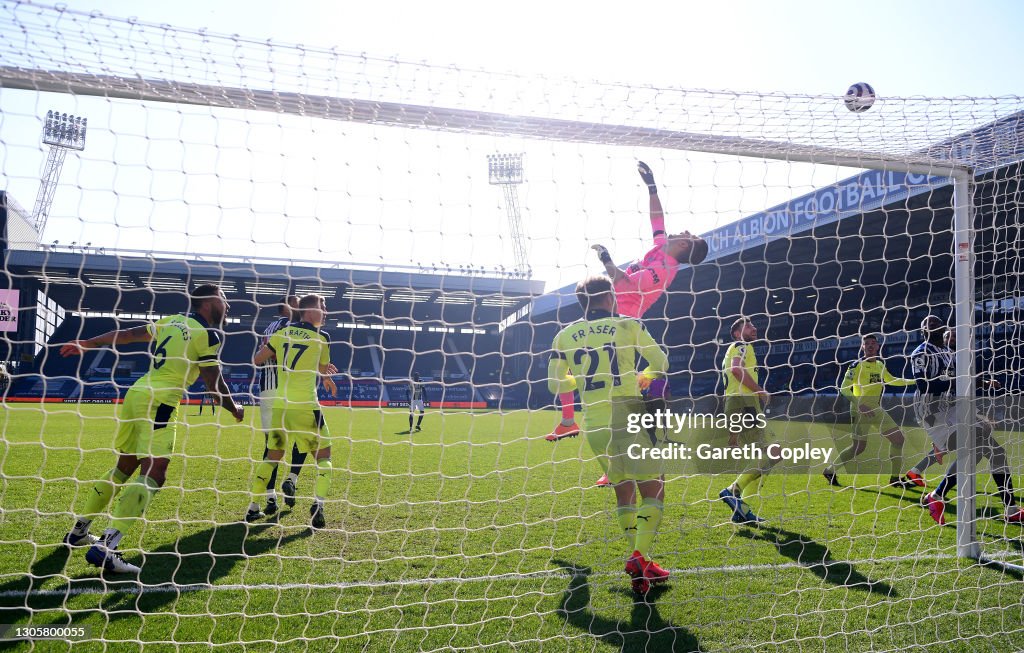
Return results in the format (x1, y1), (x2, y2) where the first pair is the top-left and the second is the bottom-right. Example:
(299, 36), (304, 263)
(952, 170), (979, 560)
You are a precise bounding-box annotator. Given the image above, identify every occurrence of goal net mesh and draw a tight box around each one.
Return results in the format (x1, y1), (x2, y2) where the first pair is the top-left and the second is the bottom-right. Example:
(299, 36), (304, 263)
(1, 2), (1024, 651)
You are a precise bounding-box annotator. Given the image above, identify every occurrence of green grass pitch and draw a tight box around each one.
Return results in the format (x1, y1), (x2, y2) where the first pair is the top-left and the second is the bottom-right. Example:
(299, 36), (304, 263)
(1, 403), (1023, 652)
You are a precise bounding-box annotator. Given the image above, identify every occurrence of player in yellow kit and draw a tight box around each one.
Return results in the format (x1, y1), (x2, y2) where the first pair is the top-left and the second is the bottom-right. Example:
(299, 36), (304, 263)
(718, 317), (775, 524)
(248, 294), (338, 528)
(823, 334), (917, 489)
(548, 275), (670, 593)
(61, 284), (243, 574)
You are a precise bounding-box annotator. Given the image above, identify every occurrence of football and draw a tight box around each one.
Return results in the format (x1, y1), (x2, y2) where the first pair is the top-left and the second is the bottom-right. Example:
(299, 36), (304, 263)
(844, 82), (876, 113)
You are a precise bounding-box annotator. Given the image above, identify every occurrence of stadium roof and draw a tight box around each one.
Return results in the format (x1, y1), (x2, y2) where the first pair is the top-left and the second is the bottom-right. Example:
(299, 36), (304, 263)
(2, 241), (542, 322)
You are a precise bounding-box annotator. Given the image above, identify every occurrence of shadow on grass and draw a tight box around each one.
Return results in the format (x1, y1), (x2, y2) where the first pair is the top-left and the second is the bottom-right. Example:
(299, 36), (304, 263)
(734, 525), (896, 596)
(858, 482), (1024, 534)
(979, 559), (1024, 581)
(0, 545), (75, 615)
(551, 559), (702, 653)
(851, 483), (927, 505)
(0, 522), (310, 638)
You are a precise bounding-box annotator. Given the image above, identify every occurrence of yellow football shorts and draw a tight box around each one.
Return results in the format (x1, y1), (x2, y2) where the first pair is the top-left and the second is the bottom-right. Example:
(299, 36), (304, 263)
(114, 388), (180, 458)
(266, 405), (331, 454)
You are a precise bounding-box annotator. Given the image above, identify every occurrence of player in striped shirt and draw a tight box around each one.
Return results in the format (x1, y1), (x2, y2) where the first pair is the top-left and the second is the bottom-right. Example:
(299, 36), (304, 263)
(822, 334), (917, 489)
(910, 318), (1022, 524)
(256, 295), (307, 514)
(248, 294), (338, 527)
(408, 373), (425, 432)
(61, 284), (243, 573)
(548, 162), (708, 485)
(548, 275), (671, 593)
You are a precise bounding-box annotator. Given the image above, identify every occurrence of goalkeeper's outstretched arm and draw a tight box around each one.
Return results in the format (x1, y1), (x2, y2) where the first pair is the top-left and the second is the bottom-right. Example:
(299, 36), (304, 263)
(637, 161), (666, 240)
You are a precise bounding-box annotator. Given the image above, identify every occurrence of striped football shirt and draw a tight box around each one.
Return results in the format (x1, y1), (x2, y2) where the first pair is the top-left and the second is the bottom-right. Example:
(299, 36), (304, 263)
(258, 316), (291, 393)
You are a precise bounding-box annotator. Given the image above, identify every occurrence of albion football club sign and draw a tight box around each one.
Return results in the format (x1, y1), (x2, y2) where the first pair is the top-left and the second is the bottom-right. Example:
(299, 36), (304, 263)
(0, 289), (19, 332)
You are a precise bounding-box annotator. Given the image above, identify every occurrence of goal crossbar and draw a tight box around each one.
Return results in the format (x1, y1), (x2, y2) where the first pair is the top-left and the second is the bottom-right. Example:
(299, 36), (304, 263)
(0, 66), (968, 177)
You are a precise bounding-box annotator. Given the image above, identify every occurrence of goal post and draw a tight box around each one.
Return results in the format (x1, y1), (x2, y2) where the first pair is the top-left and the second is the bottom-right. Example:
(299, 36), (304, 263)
(952, 171), (979, 560)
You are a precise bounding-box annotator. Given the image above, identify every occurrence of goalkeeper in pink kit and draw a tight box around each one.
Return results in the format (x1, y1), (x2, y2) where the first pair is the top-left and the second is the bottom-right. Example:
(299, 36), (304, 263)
(547, 162), (709, 482)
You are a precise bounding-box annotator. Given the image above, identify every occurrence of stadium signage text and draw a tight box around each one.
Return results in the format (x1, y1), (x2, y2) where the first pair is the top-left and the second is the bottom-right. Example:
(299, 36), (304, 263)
(0, 289), (18, 332)
(706, 171), (949, 259)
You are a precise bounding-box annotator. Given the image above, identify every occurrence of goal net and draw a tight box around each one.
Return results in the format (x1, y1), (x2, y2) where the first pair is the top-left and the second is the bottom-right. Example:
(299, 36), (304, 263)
(1, 2), (1024, 651)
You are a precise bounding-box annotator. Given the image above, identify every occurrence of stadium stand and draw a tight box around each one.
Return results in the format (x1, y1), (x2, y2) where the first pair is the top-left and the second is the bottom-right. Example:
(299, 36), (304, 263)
(0, 222), (542, 409)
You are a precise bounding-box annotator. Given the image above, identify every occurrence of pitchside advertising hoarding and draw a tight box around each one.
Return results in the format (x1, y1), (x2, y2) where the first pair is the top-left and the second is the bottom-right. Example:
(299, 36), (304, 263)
(0, 289), (17, 332)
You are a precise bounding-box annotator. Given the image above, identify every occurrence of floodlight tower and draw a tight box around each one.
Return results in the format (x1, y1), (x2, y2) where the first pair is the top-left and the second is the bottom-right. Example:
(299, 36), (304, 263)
(31, 110), (87, 235)
(487, 153), (529, 276)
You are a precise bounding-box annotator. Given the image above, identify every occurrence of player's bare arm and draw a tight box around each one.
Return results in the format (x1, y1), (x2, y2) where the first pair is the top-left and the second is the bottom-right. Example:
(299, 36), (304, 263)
(320, 363), (338, 376)
(592, 244), (626, 284)
(319, 363), (338, 398)
(731, 356), (768, 400)
(199, 365), (244, 422)
(321, 374), (338, 397)
(253, 344), (275, 367)
(60, 325), (153, 356)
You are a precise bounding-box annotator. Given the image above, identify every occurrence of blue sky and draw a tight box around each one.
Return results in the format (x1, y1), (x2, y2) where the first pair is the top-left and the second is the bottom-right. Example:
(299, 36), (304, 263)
(2, 0), (1023, 288)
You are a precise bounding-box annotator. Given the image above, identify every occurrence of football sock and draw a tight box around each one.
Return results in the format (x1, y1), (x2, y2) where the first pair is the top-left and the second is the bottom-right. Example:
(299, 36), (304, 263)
(109, 475), (161, 535)
(734, 472), (761, 496)
(635, 497), (664, 558)
(290, 445), (307, 476)
(616, 504), (638, 552)
(250, 460), (278, 501)
(889, 440), (904, 478)
(78, 467), (131, 526)
(559, 393), (575, 423)
(315, 458), (333, 501)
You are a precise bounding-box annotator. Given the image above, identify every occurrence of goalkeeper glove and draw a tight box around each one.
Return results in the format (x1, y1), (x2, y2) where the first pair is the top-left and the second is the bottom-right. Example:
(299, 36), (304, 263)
(637, 161), (657, 195)
(637, 373), (653, 391)
(591, 244), (612, 264)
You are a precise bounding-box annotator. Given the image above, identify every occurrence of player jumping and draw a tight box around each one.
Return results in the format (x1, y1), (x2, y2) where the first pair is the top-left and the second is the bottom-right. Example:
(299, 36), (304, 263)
(548, 162), (708, 485)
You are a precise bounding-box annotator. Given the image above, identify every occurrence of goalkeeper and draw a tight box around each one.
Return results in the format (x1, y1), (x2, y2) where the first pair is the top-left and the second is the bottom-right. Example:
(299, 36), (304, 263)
(547, 162), (708, 456)
(548, 275), (672, 593)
